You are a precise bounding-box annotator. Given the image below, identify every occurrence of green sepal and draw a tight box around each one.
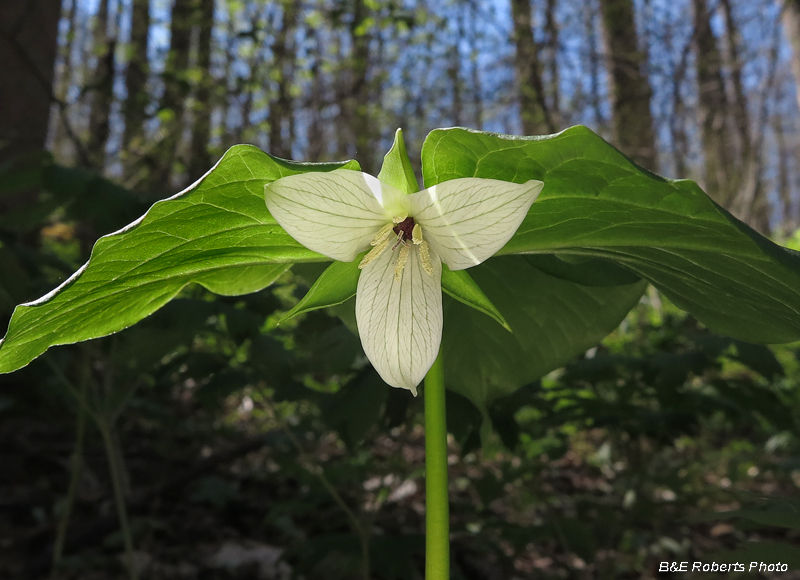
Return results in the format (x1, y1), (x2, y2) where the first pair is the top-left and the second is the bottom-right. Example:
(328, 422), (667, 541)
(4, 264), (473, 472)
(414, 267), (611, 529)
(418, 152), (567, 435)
(440, 266), (511, 332)
(377, 128), (420, 193)
(283, 258), (511, 334)
(279, 259), (361, 324)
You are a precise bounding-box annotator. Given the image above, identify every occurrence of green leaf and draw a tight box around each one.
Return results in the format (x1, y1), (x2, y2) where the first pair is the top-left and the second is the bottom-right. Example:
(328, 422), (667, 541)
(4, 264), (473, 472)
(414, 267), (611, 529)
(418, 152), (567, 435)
(279, 259), (361, 324)
(440, 266), (511, 331)
(524, 254), (640, 287)
(0, 244), (33, 308)
(703, 497), (800, 532)
(0, 155), (146, 233)
(729, 339), (784, 379)
(422, 126), (800, 344)
(0, 151), (52, 198)
(44, 164), (146, 233)
(319, 369), (388, 447)
(441, 255), (646, 412)
(0, 145), (356, 373)
(377, 128), (419, 193)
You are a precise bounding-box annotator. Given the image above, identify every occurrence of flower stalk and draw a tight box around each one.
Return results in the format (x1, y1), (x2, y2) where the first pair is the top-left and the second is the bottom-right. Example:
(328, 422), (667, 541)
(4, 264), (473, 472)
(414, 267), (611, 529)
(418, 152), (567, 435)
(424, 350), (449, 580)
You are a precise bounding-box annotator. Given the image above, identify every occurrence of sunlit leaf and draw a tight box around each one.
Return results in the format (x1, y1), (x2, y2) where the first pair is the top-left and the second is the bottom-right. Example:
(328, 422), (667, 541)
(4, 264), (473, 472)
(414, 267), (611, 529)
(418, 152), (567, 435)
(0, 146), (356, 373)
(422, 126), (800, 344)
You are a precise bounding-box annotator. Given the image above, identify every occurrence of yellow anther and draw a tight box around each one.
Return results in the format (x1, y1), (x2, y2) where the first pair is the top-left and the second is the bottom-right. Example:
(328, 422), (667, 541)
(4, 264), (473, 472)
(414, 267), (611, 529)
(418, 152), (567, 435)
(419, 240), (433, 276)
(371, 223), (394, 246)
(394, 244), (410, 281)
(412, 223), (423, 245)
(359, 234), (391, 269)
(392, 214), (408, 224)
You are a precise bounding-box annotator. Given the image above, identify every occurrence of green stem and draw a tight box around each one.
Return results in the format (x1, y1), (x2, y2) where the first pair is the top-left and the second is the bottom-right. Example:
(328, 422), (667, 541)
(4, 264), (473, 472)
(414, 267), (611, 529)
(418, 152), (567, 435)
(98, 421), (138, 580)
(267, 399), (370, 580)
(313, 464), (371, 580)
(44, 355), (97, 423)
(424, 350), (449, 580)
(51, 383), (87, 579)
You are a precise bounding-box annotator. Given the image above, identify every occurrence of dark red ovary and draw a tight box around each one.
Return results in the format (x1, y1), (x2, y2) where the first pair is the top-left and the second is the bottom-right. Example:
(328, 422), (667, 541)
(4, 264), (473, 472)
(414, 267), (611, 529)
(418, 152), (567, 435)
(393, 217), (415, 241)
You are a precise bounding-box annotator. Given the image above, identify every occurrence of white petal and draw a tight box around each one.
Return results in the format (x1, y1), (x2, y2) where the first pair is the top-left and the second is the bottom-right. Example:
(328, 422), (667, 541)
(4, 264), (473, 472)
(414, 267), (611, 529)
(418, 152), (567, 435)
(355, 243), (443, 394)
(264, 169), (408, 262)
(409, 178), (543, 270)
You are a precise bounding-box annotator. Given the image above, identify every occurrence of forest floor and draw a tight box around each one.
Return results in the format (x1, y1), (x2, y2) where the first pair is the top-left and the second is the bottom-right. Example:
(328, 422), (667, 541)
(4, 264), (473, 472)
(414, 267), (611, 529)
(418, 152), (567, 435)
(2, 400), (800, 580)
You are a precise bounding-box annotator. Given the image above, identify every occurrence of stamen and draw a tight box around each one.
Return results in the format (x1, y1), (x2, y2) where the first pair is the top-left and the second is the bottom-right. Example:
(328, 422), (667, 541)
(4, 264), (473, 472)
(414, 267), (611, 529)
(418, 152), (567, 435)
(412, 223), (423, 245)
(394, 244), (410, 281)
(359, 234), (391, 269)
(419, 240), (433, 276)
(371, 223), (394, 246)
(361, 217), (433, 279)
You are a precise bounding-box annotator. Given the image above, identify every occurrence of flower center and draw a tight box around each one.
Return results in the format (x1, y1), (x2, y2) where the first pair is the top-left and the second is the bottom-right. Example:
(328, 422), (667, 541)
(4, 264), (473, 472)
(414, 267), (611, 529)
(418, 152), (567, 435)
(392, 217), (416, 243)
(358, 216), (434, 281)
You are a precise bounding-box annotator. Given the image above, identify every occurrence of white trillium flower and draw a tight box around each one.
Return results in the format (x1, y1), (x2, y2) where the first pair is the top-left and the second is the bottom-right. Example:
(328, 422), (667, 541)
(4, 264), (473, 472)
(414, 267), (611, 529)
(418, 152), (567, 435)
(265, 169), (543, 395)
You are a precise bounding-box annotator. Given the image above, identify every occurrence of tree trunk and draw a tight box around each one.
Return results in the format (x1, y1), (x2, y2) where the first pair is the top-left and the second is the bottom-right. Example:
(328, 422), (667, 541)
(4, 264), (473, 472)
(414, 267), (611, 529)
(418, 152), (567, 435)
(544, 0), (561, 127)
(222, 1), (245, 148)
(188, 0), (214, 180)
(268, 0), (299, 160)
(468, 1), (483, 129)
(306, 27), (325, 161)
(720, 0), (750, 162)
(510, 0), (553, 135)
(122, 0), (150, 157)
(52, 0), (78, 162)
(669, 43), (691, 178)
(238, 31), (266, 148)
(0, 0), (62, 212)
(333, 33), (350, 161)
(0, 1), (61, 159)
(86, 0), (115, 169)
(781, 0), (800, 115)
(349, 0), (373, 172)
(693, 0), (733, 205)
(585, 0), (605, 129)
(598, 0), (658, 171)
(773, 113), (793, 233)
(449, 16), (463, 126)
(731, 22), (782, 232)
(151, 0), (195, 189)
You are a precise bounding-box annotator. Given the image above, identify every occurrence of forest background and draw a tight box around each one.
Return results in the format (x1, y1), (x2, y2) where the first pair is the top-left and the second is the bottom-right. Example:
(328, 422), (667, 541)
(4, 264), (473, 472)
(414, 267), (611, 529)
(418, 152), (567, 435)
(2, 0), (800, 578)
